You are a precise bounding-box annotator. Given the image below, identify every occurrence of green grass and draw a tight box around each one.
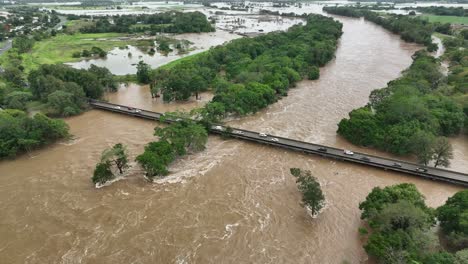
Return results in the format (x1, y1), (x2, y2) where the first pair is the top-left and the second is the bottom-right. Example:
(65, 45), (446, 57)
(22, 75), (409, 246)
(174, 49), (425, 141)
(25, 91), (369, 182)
(433, 32), (452, 40)
(420, 15), (468, 25)
(158, 51), (208, 71)
(2, 33), (150, 72)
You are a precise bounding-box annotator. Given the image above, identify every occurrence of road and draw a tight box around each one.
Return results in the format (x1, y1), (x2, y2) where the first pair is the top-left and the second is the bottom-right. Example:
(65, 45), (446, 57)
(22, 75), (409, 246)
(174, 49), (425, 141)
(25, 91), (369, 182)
(89, 99), (468, 187)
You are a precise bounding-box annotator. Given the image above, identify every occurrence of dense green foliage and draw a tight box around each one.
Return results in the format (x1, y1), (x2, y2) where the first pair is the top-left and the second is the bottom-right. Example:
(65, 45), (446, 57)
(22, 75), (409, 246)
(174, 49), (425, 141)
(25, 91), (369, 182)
(92, 143), (129, 185)
(0, 109), (69, 158)
(290, 168), (325, 216)
(27, 64), (117, 116)
(338, 52), (464, 161)
(358, 184), (456, 264)
(359, 185), (468, 263)
(323, 6), (444, 46)
(92, 161), (114, 185)
(437, 190), (468, 250)
(155, 15), (342, 118)
(12, 36), (35, 53)
(80, 11), (215, 34)
(136, 61), (152, 84)
(136, 119), (208, 180)
(410, 6), (468, 17)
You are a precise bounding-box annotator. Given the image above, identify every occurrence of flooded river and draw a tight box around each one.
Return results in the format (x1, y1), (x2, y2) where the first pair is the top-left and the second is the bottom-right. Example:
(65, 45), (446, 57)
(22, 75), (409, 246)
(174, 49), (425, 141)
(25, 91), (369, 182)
(1, 9), (466, 264)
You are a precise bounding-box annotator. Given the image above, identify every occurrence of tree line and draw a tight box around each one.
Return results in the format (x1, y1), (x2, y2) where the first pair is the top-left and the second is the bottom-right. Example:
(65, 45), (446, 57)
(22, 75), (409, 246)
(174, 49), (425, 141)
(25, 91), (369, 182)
(404, 6), (468, 17)
(338, 51), (463, 167)
(0, 109), (69, 159)
(151, 14), (342, 121)
(359, 183), (467, 263)
(78, 11), (215, 34)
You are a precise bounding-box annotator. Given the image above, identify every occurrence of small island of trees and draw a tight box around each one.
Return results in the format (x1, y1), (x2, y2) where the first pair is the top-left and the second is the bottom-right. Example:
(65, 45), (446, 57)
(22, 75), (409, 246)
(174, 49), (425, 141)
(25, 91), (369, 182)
(359, 184), (467, 263)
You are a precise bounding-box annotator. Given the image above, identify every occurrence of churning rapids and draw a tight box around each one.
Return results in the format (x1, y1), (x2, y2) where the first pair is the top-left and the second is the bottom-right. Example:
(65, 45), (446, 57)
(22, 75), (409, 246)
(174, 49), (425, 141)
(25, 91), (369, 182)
(1, 8), (466, 264)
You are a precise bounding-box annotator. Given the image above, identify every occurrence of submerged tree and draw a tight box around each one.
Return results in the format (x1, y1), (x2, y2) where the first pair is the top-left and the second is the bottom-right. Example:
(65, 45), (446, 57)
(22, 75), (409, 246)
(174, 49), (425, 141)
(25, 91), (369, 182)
(92, 161), (114, 185)
(290, 168), (325, 216)
(101, 143), (129, 174)
(136, 61), (152, 84)
(91, 143), (129, 185)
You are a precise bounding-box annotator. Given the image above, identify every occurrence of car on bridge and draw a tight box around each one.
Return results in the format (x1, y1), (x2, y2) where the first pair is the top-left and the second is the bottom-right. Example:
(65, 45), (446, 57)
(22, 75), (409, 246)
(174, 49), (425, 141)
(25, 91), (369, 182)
(416, 167), (428, 173)
(271, 138), (279, 142)
(233, 130), (244, 135)
(344, 150), (354, 155)
(259, 133), (268, 137)
(393, 162), (402, 168)
(214, 126), (224, 131)
(360, 156), (370, 162)
(318, 147), (327, 152)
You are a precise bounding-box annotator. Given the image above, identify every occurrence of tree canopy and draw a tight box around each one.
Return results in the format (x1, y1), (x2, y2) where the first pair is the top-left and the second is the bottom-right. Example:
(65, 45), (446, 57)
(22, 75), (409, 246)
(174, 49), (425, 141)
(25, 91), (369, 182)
(0, 109), (69, 159)
(290, 168), (325, 216)
(155, 14), (342, 119)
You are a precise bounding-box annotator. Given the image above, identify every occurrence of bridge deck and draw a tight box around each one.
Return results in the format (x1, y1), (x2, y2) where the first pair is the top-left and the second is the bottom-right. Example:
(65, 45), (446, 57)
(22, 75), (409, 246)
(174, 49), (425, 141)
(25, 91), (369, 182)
(89, 100), (468, 187)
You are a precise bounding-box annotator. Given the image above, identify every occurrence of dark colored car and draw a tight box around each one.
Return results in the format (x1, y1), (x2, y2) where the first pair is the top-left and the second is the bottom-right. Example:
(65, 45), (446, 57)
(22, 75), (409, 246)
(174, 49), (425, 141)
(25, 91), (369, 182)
(393, 162), (402, 168)
(318, 147), (327, 152)
(360, 156), (370, 162)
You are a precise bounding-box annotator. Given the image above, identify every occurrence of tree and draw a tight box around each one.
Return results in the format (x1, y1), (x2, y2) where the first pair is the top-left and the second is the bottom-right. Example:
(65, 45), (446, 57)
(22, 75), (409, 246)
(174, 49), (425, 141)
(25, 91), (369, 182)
(136, 61), (152, 84)
(101, 143), (129, 174)
(0, 110), (69, 159)
(410, 130), (435, 166)
(455, 249), (468, 264)
(437, 190), (468, 250)
(432, 137), (453, 168)
(308, 66), (320, 80)
(92, 161), (114, 185)
(3, 91), (32, 111)
(290, 168), (325, 216)
(136, 140), (174, 179)
(155, 120), (208, 155)
(359, 183), (431, 221)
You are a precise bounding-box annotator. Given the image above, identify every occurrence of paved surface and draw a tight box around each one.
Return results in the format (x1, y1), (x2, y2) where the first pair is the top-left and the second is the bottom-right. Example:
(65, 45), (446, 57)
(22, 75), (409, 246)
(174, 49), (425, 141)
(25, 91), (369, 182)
(0, 39), (12, 56)
(90, 100), (468, 187)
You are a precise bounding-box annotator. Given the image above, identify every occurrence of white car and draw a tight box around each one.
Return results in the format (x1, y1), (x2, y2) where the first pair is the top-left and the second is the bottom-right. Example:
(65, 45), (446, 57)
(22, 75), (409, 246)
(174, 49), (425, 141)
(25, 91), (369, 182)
(271, 138), (279, 142)
(234, 130), (244, 135)
(114, 106), (121, 109)
(259, 133), (268, 137)
(135, 109), (141, 113)
(214, 126), (224, 131)
(344, 150), (354, 155)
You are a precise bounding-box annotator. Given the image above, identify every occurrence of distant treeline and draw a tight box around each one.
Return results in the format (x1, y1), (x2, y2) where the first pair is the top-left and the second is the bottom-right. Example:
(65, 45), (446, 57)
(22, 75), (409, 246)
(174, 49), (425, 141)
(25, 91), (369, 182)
(323, 6), (451, 48)
(153, 15), (342, 119)
(404, 6), (468, 16)
(78, 11), (215, 34)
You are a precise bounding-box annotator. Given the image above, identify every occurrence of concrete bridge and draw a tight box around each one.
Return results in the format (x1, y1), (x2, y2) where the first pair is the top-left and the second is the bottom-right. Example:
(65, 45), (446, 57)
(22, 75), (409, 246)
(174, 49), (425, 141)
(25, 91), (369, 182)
(89, 100), (468, 187)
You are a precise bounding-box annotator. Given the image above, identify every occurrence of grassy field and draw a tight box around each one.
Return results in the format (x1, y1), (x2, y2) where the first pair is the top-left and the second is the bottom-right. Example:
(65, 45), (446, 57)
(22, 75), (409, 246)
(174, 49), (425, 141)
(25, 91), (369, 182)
(158, 51), (208, 71)
(1, 33), (150, 72)
(65, 19), (95, 33)
(420, 15), (468, 25)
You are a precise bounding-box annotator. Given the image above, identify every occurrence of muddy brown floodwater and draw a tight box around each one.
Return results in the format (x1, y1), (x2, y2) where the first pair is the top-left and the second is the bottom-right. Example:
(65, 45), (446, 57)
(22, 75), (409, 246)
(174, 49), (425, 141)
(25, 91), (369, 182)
(0, 15), (466, 264)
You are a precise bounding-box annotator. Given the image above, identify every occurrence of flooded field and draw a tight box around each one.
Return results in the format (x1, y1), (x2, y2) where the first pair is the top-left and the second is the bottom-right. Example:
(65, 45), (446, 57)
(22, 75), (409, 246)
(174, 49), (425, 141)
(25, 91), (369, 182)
(67, 31), (240, 75)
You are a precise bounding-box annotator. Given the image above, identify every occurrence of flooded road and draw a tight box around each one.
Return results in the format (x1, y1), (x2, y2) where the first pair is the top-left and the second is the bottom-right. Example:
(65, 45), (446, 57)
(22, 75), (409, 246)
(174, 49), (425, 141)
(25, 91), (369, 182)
(0, 12), (465, 264)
